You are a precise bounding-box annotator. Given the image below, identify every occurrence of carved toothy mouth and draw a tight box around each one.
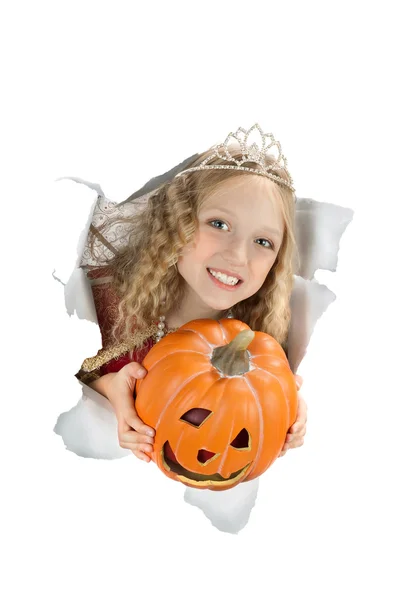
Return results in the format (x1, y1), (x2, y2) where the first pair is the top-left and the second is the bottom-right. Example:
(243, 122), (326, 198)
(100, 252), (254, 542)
(161, 442), (251, 488)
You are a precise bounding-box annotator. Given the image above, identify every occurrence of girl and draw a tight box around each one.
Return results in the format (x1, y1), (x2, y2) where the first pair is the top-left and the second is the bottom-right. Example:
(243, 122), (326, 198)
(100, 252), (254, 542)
(75, 125), (308, 463)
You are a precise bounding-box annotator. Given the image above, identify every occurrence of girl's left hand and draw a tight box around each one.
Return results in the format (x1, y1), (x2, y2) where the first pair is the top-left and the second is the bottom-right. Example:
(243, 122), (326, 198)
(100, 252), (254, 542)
(279, 374), (307, 457)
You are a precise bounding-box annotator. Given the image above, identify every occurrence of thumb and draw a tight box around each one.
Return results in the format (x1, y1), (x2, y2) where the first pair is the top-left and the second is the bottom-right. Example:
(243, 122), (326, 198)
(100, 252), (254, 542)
(121, 361), (147, 381)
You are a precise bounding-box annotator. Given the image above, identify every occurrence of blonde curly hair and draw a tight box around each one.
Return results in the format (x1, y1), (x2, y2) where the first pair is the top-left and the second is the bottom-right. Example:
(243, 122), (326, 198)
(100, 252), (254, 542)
(88, 146), (298, 352)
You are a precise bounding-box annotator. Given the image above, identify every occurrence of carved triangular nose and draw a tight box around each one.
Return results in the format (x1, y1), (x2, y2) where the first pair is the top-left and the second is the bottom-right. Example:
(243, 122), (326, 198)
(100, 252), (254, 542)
(197, 449), (216, 463)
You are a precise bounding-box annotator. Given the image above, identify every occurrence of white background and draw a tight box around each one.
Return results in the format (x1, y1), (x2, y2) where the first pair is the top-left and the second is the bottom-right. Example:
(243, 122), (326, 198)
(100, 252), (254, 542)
(1, 1), (399, 599)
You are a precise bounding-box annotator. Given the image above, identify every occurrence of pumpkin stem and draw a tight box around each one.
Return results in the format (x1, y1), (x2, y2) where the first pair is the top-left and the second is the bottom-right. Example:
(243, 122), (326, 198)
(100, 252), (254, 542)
(211, 329), (255, 376)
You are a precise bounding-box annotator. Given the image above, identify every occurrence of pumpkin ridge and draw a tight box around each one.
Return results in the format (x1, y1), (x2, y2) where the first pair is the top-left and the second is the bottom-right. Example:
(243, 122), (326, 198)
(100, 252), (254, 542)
(250, 353), (288, 363)
(218, 319), (229, 344)
(220, 319), (252, 340)
(252, 365), (292, 429)
(145, 349), (210, 371)
(154, 368), (213, 430)
(171, 427), (185, 459)
(178, 327), (214, 350)
(216, 411), (236, 474)
(241, 376), (264, 479)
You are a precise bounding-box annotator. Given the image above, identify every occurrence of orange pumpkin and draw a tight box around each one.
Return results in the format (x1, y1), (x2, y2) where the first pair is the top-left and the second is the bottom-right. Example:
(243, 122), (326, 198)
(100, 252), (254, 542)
(135, 318), (298, 491)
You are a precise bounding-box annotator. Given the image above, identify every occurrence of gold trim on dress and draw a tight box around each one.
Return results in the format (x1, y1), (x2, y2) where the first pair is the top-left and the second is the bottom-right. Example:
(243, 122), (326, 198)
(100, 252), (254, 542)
(79, 324), (160, 373)
(76, 369), (102, 384)
(76, 323), (180, 385)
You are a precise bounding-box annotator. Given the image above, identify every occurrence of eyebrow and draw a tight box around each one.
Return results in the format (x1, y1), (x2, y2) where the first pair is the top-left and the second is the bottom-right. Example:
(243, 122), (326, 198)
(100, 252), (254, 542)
(203, 206), (283, 237)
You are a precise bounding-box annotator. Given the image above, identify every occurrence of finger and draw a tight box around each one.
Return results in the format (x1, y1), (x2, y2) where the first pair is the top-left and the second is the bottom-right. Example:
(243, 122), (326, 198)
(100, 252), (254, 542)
(121, 361), (148, 381)
(297, 392), (307, 411)
(116, 362), (148, 399)
(134, 443), (154, 454)
(120, 440), (154, 454)
(291, 439), (305, 449)
(285, 438), (305, 451)
(294, 395), (307, 422)
(125, 440), (154, 454)
(290, 421), (307, 434)
(119, 431), (154, 446)
(118, 418), (138, 437)
(289, 431), (306, 444)
(119, 432), (154, 450)
(286, 427), (306, 443)
(118, 414), (152, 437)
(296, 425), (307, 437)
(133, 450), (151, 462)
(119, 439), (154, 454)
(123, 411), (155, 438)
(294, 374), (304, 390)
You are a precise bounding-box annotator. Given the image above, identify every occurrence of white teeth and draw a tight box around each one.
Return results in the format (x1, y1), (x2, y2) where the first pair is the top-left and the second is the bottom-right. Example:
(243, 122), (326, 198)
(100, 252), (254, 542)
(209, 269), (239, 286)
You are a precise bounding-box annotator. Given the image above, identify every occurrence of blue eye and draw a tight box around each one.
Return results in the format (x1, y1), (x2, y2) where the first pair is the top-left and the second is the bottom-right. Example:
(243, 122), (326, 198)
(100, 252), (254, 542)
(208, 220), (274, 250)
(256, 238), (274, 250)
(209, 219), (228, 230)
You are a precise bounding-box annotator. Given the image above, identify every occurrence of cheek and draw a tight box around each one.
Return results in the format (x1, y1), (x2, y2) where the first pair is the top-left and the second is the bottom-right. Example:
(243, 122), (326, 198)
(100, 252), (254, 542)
(253, 253), (275, 275)
(177, 237), (210, 274)
(191, 230), (221, 259)
(248, 256), (276, 291)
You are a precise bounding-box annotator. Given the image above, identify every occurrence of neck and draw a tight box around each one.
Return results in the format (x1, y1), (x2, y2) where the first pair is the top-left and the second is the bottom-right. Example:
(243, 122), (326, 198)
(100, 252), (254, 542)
(163, 295), (229, 329)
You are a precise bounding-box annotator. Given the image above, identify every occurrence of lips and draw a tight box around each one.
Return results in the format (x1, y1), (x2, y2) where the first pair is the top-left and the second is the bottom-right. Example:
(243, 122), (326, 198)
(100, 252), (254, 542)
(206, 268), (244, 291)
(207, 267), (243, 281)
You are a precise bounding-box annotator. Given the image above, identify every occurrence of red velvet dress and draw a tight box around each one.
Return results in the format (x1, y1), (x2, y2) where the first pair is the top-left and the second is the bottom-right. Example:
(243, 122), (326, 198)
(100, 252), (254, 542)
(75, 265), (159, 383)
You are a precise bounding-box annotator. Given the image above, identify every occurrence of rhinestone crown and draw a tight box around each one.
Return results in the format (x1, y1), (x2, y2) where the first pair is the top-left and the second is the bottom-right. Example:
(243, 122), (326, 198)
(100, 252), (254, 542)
(175, 123), (295, 193)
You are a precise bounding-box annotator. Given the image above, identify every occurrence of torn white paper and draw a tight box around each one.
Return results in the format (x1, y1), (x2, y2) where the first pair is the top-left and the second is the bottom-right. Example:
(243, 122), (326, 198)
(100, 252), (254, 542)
(53, 177), (353, 534)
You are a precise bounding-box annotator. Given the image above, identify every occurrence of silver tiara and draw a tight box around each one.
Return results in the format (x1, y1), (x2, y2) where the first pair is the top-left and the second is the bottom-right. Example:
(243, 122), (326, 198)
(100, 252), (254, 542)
(175, 123), (295, 193)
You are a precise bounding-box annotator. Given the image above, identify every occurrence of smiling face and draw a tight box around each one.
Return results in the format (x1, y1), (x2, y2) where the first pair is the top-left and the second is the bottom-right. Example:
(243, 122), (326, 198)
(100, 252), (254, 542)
(176, 175), (285, 318)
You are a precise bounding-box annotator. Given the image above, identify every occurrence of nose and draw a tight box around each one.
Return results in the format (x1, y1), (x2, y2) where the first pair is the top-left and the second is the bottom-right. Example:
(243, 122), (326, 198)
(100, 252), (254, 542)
(221, 237), (248, 265)
(198, 449), (216, 463)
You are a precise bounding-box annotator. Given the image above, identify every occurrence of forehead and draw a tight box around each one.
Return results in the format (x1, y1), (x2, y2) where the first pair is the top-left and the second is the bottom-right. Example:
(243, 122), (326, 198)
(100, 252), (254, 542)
(200, 175), (283, 219)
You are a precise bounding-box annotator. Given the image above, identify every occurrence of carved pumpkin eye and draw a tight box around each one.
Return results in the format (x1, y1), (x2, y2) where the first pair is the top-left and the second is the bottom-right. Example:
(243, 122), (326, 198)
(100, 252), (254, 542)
(180, 408), (212, 428)
(230, 428), (250, 449)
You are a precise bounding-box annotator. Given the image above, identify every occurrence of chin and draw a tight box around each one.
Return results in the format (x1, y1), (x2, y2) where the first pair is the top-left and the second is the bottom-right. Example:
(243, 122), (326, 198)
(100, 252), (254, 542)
(199, 292), (230, 307)
(203, 298), (237, 313)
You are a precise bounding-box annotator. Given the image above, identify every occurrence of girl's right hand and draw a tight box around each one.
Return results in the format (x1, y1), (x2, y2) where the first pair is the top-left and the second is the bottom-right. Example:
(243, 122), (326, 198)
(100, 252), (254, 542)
(104, 362), (155, 462)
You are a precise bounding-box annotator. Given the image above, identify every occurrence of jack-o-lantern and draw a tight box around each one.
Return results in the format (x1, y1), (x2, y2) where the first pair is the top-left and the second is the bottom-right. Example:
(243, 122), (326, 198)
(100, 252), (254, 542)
(135, 318), (298, 491)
